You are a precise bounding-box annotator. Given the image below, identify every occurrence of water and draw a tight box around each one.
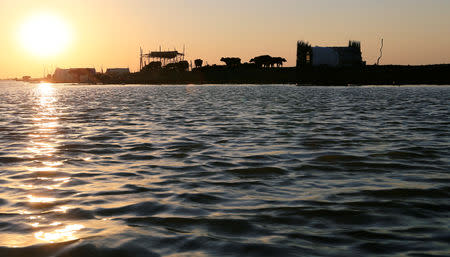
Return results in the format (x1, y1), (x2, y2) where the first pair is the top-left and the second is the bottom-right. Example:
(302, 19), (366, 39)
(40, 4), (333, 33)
(0, 82), (449, 257)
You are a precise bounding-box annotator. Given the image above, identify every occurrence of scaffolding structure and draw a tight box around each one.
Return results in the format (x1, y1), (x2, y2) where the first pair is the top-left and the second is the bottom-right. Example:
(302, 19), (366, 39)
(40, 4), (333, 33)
(140, 46), (185, 71)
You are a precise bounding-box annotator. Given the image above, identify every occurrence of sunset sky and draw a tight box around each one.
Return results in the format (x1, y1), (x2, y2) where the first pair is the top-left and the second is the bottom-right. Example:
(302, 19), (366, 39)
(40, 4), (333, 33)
(1, 0), (449, 78)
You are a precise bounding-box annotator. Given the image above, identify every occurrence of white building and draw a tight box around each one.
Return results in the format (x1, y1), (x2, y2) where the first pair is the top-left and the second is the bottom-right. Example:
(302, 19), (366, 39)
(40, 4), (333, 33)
(297, 41), (364, 68)
(53, 68), (96, 83)
(312, 47), (340, 67)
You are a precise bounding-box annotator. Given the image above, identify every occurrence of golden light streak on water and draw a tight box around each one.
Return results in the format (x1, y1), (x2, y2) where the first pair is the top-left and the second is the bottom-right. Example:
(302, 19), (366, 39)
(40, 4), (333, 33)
(20, 184), (34, 189)
(37, 82), (55, 94)
(29, 166), (60, 172)
(42, 161), (63, 167)
(27, 195), (56, 203)
(22, 83), (85, 246)
(53, 177), (70, 182)
(28, 216), (42, 220)
(26, 142), (58, 156)
(34, 224), (85, 243)
(52, 206), (70, 213)
(19, 210), (32, 215)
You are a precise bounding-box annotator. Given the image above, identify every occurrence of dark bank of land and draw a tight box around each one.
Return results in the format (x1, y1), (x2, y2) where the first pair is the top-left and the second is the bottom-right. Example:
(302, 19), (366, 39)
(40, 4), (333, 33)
(97, 64), (450, 85)
(12, 40), (450, 86)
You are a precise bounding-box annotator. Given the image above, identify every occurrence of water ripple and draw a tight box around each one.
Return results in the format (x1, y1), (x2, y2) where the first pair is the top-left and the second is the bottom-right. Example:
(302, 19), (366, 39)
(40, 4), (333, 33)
(0, 82), (449, 256)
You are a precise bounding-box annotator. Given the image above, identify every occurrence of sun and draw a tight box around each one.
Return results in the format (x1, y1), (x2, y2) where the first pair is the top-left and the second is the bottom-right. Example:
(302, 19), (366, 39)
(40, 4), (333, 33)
(19, 13), (71, 57)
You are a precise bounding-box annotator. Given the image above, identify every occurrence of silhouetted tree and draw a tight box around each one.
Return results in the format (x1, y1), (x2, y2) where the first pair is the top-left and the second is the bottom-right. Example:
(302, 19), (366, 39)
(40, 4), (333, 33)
(164, 61), (189, 71)
(194, 59), (203, 68)
(177, 60), (189, 71)
(142, 61), (162, 72)
(164, 63), (177, 70)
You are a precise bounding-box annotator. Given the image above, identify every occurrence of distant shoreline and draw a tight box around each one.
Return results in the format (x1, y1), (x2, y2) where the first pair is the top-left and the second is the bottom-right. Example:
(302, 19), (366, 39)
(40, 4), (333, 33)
(100, 64), (450, 86)
(8, 64), (450, 86)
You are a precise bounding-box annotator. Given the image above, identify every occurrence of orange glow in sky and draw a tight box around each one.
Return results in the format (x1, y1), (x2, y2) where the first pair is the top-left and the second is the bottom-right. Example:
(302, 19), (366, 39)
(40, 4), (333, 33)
(0, 0), (449, 78)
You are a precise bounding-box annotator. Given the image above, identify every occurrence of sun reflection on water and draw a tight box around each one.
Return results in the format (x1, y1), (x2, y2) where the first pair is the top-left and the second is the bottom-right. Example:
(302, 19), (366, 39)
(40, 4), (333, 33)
(53, 206), (70, 213)
(42, 161), (63, 167)
(26, 141), (58, 156)
(9, 83), (85, 246)
(29, 166), (60, 172)
(37, 82), (55, 95)
(34, 224), (85, 243)
(27, 195), (56, 203)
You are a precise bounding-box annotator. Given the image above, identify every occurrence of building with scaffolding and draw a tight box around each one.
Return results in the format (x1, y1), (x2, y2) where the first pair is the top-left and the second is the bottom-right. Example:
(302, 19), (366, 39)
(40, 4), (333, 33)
(139, 46), (185, 71)
(297, 41), (364, 68)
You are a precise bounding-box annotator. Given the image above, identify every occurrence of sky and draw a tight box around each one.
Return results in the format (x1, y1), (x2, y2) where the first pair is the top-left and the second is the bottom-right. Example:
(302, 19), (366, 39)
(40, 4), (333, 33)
(0, 0), (449, 78)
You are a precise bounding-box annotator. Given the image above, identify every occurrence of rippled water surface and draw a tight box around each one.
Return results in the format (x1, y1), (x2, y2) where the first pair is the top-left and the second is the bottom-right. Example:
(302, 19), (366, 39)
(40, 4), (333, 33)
(0, 82), (449, 257)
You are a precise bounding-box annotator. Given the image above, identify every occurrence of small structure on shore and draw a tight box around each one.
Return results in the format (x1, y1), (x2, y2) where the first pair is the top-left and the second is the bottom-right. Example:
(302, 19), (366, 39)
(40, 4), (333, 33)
(53, 68), (96, 83)
(105, 68), (130, 76)
(297, 40), (364, 68)
(140, 46), (185, 71)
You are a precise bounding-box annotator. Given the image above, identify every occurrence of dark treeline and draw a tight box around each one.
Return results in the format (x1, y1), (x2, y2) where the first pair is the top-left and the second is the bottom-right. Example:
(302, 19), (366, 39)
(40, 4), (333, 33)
(98, 64), (450, 85)
(103, 67), (296, 84)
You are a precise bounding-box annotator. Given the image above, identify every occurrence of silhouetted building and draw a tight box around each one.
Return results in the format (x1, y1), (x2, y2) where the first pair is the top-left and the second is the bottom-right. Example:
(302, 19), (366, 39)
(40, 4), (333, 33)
(140, 47), (186, 71)
(105, 68), (130, 76)
(297, 40), (363, 68)
(53, 68), (96, 83)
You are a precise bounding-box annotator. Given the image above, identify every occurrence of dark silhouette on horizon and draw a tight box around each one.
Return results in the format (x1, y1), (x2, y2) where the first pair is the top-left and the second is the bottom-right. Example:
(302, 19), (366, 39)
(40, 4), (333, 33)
(296, 40), (363, 68)
(139, 60), (189, 72)
(142, 61), (162, 72)
(220, 57), (241, 67)
(273, 57), (287, 67)
(194, 59), (203, 68)
(164, 60), (189, 71)
(40, 41), (450, 85)
(250, 55), (286, 68)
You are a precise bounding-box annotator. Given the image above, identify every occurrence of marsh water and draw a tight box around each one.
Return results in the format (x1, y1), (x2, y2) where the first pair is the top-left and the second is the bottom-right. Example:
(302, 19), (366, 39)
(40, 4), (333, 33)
(0, 82), (449, 257)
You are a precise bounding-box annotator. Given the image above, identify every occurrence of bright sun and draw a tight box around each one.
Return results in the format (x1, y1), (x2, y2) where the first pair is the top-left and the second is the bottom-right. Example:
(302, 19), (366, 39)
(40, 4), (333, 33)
(20, 13), (71, 57)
